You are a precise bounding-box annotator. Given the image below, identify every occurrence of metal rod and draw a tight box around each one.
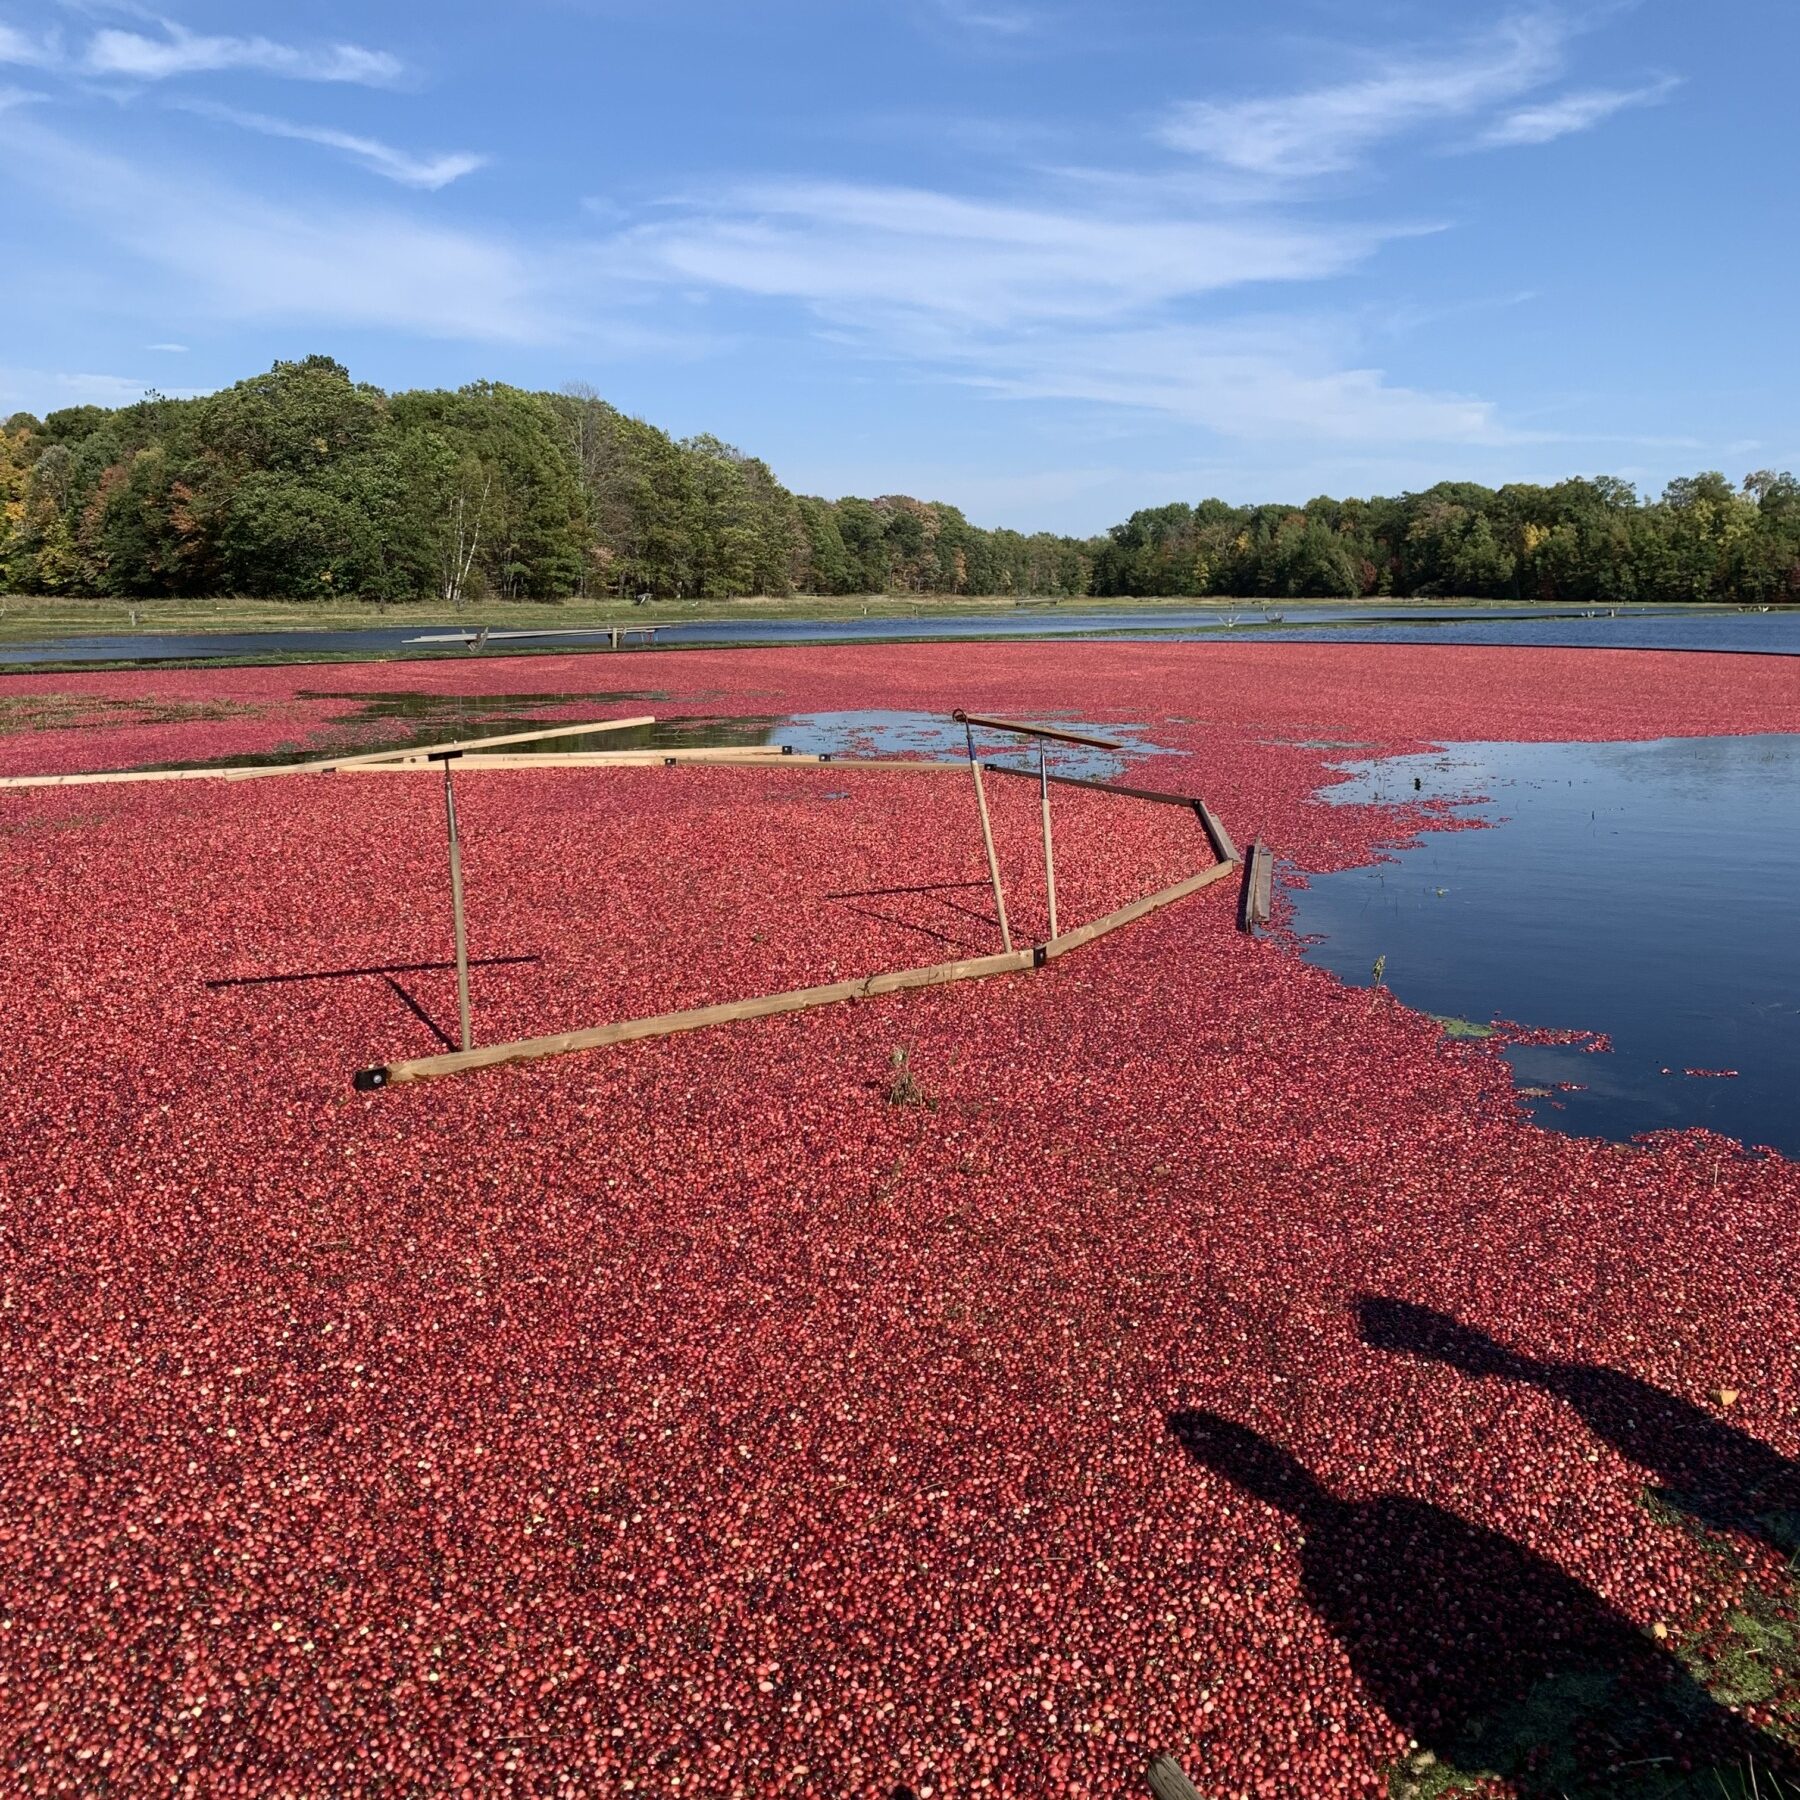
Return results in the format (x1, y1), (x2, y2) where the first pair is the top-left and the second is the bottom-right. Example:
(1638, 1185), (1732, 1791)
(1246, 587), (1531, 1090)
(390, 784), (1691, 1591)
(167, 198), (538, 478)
(1039, 748), (1058, 939)
(443, 761), (474, 1053)
(965, 722), (1012, 952)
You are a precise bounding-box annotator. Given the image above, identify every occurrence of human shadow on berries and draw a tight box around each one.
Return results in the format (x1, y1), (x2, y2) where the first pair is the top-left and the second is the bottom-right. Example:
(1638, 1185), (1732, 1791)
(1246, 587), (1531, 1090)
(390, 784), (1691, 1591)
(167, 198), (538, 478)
(1168, 1409), (1798, 1797)
(1356, 1297), (1800, 1558)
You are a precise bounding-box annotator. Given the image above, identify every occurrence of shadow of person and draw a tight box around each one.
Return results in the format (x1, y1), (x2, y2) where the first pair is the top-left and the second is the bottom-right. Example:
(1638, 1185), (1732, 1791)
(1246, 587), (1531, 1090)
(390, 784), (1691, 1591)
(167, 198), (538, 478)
(1356, 1298), (1800, 1557)
(1169, 1410), (1797, 1797)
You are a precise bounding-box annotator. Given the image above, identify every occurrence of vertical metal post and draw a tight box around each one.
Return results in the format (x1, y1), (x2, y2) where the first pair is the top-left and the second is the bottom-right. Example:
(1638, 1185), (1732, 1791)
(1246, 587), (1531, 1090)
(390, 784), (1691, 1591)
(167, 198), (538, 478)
(964, 722), (1012, 953)
(1039, 748), (1058, 939)
(441, 757), (474, 1052)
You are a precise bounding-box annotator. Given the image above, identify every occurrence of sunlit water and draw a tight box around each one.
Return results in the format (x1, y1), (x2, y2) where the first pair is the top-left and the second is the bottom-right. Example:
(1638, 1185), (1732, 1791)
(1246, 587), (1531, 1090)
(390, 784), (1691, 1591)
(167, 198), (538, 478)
(1288, 735), (1800, 1156)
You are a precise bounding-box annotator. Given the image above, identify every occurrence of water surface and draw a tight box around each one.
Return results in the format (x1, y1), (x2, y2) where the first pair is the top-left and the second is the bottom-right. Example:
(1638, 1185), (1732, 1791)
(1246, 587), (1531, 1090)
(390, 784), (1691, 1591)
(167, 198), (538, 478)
(5, 605), (1797, 668)
(1288, 735), (1800, 1155)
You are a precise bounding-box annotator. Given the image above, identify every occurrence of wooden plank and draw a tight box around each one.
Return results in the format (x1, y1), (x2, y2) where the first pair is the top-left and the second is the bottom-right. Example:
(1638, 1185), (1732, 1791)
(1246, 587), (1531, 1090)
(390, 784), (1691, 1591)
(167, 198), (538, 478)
(1144, 1754), (1205, 1800)
(967, 753), (1013, 952)
(351, 748), (817, 770)
(1042, 858), (1238, 960)
(355, 947), (1035, 1088)
(1193, 798), (1239, 865)
(0, 765), (246, 791)
(341, 754), (967, 775)
(979, 761), (1209, 812)
(220, 714), (658, 781)
(1238, 838), (1274, 932)
(0, 715), (660, 790)
(953, 710), (1123, 749)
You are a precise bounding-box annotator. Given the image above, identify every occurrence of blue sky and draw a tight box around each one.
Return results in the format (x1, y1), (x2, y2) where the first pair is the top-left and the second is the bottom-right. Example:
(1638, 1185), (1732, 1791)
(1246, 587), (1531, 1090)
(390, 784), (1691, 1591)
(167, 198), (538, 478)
(1, 0), (1794, 532)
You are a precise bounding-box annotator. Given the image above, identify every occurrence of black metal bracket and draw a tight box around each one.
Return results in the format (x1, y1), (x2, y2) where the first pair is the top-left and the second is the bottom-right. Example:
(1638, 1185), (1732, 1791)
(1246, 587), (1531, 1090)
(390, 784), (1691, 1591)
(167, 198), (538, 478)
(352, 1067), (388, 1091)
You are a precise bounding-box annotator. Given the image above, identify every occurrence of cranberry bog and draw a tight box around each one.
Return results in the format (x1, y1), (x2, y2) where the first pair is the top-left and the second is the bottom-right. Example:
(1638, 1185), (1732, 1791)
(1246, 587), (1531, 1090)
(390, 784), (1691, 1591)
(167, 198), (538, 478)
(3, 641), (1799, 1799)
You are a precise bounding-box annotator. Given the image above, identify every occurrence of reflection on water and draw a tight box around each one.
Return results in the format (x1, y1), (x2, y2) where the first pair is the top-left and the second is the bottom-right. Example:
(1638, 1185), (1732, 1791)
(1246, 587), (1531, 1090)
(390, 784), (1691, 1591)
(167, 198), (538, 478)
(1289, 735), (1800, 1156)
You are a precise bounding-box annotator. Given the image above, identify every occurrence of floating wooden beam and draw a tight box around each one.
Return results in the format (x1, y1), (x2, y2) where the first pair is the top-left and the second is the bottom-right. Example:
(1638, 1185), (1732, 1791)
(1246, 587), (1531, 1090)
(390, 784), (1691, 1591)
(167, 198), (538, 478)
(1144, 1754), (1205, 1800)
(353, 851), (1239, 1090)
(978, 761), (1213, 813)
(340, 754), (967, 774)
(1041, 857), (1237, 960)
(352, 747), (811, 770)
(0, 765), (250, 791)
(1239, 838), (1274, 932)
(221, 714), (658, 780)
(1193, 798), (1239, 865)
(355, 946), (1036, 1088)
(952, 709), (1124, 750)
(0, 715), (660, 790)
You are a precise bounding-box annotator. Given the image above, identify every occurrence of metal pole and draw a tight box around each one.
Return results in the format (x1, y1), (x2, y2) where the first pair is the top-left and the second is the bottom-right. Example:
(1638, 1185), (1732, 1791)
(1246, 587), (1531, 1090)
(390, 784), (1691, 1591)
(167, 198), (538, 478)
(965, 722), (1012, 952)
(442, 758), (474, 1052)
(1039, 748), (1058, 939)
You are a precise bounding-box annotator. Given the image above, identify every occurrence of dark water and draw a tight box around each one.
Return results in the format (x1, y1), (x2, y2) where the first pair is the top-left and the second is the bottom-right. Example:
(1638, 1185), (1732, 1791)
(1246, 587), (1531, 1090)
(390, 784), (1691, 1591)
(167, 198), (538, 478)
(150, 696), (1171, 783)
(1287, 735), (1800, 1156)
(1254, 613), (1800, 655)
(5, 605), (1798, 668)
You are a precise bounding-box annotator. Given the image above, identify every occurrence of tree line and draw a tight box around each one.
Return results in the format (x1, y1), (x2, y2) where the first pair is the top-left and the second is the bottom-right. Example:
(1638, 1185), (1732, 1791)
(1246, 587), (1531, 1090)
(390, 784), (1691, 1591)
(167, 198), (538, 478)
(2, 356), (1795, 605)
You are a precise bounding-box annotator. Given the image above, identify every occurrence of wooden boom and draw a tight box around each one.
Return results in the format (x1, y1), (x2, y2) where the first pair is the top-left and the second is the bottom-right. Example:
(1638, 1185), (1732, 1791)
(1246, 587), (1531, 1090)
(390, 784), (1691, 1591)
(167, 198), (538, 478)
(221, 714), (658, 780)
(352, 856), (1238, 1090)
(952, 710), (1124, 750)
(0, 715), (659, 790)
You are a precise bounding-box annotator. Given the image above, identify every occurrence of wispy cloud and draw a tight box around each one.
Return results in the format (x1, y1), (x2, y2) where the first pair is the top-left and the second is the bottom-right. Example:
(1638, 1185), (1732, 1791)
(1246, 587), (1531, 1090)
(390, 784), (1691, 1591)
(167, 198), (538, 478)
(2, 113), (548, 341)
(1477, 76), (1678, 147)
(0, 110), (703, 356)
(0, 21), (60, 68)
(1159, 14), (1566, 177)
(84, 23), (402, 86)
(607, 179), (1502, 448)
(925, 0), (1036, 36)
(927, 318), (1511, 444)
(178, 100), (487, 189)
(615, 179), (1414, 326)
(0, 367), (209, 412)
(146, 342), (188, 352)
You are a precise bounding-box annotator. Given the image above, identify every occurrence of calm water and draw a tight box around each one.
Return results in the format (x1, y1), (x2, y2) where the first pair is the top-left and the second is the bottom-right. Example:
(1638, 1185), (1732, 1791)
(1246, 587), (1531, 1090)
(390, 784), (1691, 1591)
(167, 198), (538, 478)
(4, 606), (1798, 667)
(1288, 735), (1800, 1156)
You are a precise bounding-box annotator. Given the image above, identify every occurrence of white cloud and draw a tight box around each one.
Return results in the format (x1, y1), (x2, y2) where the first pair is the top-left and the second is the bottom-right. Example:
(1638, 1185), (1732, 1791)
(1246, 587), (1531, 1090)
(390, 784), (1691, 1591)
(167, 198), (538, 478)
(614, 179), (1411, 326)
(939, 319), (1510, 445)
(1160, 14), (1566, 177)
(1477, 77), (1679, 147)
(146, 342), (188, 352)
(179, 100), (487, 189)
(607, 179), (1502, 451)
(84, 24), (401, 85)
(0, 22), (59, 68)
(2, 114), (550, 342)
(0, 367), (209, 412)
(928, 0), (1035, 34)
